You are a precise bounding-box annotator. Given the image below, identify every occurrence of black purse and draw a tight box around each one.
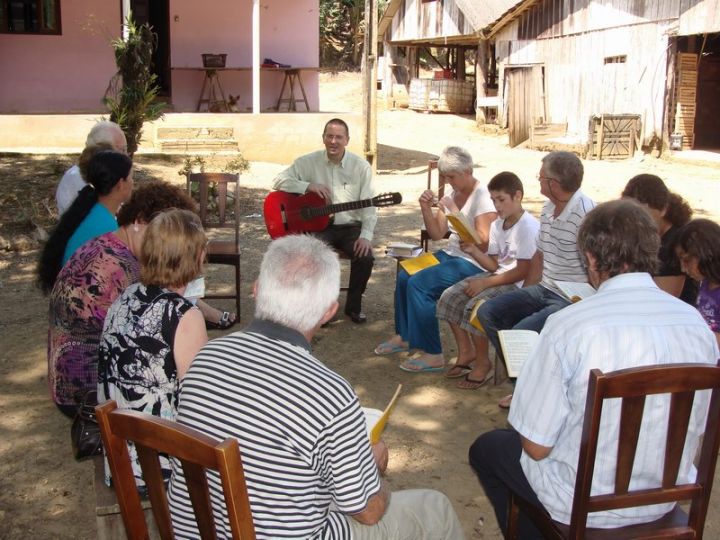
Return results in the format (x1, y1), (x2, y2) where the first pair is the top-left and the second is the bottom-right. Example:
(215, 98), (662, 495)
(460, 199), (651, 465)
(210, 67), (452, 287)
(70, 390), (103, 460)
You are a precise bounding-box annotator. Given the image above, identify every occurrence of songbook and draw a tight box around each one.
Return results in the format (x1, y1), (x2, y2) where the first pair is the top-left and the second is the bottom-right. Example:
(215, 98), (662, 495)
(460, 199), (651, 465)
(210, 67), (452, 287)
(399, 252), (440, 275)
(554, 280), (596, 303)
(386, 242), (423, 258)
(497, 329), (539, 378)
(363, 384), (403, 445)
(468, 298), (488, 332)
(445, 212), (482, 244)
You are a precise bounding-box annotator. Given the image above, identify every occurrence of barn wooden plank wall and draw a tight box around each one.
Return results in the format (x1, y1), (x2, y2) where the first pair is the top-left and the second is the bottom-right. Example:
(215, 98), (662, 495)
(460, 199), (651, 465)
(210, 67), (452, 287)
(388, 0), (474, 42)
(679, 0), (720, 35)
(494, 0), (679, 144)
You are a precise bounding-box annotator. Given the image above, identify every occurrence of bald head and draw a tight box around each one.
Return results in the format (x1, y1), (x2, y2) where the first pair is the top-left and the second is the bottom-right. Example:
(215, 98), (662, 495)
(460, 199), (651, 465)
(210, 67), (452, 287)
(86, 121), (127, 154)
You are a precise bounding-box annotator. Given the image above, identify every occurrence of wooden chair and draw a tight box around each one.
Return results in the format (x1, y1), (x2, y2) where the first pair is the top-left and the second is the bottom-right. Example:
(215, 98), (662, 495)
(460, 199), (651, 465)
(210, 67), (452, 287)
(419, 159), (450, 251)
(96, 400), (256, 540)
(507, 362), (720, 540)
(187, 173), (242, 320)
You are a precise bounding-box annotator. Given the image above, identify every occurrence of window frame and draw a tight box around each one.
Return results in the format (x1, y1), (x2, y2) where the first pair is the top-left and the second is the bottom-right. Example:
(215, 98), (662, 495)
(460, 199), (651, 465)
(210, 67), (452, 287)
(1, 0), (62, 35)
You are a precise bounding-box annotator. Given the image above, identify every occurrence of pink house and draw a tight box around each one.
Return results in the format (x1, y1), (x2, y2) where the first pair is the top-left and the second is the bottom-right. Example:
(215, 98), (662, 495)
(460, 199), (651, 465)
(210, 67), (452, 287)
(0, 0), (319, 113)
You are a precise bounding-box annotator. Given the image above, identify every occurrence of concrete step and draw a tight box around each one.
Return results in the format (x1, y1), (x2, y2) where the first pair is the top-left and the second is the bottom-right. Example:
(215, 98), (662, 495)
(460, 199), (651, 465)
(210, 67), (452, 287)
(157, 127), (234, 140)
(158, 138), (239, 152)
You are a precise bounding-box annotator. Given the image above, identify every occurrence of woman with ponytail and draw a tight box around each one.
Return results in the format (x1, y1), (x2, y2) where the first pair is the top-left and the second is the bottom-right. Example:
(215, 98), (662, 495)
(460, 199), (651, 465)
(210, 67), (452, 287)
(38, 150), (133, 294)
(622, 174), (697, 303)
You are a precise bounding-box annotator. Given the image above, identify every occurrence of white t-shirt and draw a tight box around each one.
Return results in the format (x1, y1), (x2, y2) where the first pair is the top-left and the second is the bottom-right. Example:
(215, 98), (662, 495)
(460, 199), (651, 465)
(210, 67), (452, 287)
(56, 165), (86, 215)
(488, 210), (540, 286)
(442, 182), (495, 266)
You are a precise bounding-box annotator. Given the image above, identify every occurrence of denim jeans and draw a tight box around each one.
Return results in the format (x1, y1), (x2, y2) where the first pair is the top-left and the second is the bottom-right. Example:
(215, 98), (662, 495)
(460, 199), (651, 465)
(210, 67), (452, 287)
(395, 251), (480, 354)
(476, 284), (570, 356)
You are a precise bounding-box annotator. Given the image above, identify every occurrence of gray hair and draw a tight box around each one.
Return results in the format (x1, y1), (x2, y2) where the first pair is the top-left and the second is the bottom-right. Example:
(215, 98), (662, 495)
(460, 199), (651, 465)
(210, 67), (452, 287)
(86, 121), (127, 152)
(541, 151), (584, 192)
(577, 199), (659, 277)
(438, 146), (474, 174)
(255, 235), (340, 333)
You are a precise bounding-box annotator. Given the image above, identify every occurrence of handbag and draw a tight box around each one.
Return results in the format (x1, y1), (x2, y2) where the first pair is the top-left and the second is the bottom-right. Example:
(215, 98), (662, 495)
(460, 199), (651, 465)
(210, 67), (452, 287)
(70, 390), (103, 460)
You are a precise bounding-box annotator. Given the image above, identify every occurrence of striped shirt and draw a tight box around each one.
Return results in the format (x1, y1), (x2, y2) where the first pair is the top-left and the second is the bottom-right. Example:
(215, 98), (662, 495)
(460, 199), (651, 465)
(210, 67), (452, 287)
(510, 272), (719, 528)
(538, 189), (595, 295)
(168, 319), (381, 539)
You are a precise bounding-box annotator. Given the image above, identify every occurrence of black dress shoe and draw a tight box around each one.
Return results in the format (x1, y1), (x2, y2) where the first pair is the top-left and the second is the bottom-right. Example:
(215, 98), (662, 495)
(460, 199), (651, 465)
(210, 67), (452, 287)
(345, 311), (367, 324)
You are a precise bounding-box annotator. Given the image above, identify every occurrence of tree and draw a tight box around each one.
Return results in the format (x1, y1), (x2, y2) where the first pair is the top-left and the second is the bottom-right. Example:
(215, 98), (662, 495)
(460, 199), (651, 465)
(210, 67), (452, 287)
(103, 15), (164, 156)
(320, 0), (387, 69)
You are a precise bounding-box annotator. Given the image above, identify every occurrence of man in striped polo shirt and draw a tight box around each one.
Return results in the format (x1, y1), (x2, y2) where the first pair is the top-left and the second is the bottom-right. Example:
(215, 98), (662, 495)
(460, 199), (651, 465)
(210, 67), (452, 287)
(168, 235), (464, 539)
(475, 151), (595, 406)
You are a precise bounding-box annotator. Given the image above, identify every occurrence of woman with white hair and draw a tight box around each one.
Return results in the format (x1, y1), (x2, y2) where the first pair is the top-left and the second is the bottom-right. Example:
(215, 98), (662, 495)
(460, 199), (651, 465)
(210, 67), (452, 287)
(375, 146), (497, 373)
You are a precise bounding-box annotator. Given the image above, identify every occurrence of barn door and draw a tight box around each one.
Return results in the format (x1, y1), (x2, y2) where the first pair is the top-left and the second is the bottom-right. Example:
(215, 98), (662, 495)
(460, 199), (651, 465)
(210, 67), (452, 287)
(507, 66), (545, 147)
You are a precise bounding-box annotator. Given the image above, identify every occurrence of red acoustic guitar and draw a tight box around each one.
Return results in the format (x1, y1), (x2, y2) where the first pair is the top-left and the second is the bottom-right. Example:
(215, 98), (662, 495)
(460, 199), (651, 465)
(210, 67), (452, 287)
(264, 190), (402, 239)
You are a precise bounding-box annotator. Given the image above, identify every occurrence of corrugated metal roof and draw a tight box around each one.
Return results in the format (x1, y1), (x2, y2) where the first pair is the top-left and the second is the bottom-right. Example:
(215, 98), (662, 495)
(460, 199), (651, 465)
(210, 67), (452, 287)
(379, 0), (521, 40)
(453, 0), (520, 31)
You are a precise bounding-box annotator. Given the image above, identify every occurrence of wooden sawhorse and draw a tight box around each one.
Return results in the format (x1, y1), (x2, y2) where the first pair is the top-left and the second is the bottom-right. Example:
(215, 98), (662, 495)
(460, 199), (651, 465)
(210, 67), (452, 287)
(196, 68), (229, 112)
(276, 69), (310, 111)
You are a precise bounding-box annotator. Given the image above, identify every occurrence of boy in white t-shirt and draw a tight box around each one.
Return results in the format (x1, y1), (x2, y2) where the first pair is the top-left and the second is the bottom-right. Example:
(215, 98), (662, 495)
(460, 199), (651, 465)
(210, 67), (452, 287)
(436, 172), (539, 389)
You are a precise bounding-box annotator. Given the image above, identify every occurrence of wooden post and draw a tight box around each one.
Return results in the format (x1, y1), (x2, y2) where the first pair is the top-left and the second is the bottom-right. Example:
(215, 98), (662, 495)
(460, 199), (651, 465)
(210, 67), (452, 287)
(362, 0), (378, 173)
(476, 40), (488, 125)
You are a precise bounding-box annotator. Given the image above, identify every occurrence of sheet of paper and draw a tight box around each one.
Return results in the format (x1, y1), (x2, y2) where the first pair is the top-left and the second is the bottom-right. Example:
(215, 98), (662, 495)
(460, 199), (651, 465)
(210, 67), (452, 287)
(363, 384), (402, 445)
(498, 330), (539, 378)
(554, 280), (596, 302)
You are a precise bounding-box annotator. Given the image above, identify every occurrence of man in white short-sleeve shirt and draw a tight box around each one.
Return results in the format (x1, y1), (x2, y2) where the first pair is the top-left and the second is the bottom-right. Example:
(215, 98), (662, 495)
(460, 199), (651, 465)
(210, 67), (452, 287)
(469, 200), (719, 537)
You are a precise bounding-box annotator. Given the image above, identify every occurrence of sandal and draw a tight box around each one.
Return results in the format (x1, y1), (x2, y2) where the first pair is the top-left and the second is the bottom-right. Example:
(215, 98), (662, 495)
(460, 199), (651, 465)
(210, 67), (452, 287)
(206, 311), (237, 331)
(498, 393), (513, 409)
(444, 363), (472, 379)
(456, 372), (493, 390)
(374, 341), (409, 356)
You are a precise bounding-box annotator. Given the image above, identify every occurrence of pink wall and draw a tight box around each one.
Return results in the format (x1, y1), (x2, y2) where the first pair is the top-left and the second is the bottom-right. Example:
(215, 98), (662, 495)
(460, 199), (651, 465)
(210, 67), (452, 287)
(169, 0), (319, 112)
(0, 2), (120, 113)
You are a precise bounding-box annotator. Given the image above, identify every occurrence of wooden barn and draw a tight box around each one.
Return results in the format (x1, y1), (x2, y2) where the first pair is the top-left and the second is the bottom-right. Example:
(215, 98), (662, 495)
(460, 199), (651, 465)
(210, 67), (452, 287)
(378, 0), (515, 116)
(483, 0), (720, 154)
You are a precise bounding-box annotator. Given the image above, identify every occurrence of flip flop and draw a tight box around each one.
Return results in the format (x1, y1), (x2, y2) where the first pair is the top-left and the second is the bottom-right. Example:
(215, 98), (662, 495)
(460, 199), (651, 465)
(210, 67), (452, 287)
(445, 363), (472, 379)
(205, 311), (237, 331)
(498, 393), (513, 409)
(456, 372), (493, 390)
(399, 357), (444, 373)
(374, 341), (409, 355)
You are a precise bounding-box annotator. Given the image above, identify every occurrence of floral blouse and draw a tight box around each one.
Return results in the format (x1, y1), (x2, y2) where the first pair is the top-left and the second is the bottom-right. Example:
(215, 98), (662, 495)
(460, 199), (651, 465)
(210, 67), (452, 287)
(98, 282), (193, 488)
(48, 232), (138, 406)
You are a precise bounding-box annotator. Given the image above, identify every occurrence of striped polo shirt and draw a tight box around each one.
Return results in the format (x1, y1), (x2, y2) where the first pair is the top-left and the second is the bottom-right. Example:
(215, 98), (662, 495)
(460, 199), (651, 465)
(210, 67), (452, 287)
(167, 319), (381, 539)
(538, 189), (595, 294)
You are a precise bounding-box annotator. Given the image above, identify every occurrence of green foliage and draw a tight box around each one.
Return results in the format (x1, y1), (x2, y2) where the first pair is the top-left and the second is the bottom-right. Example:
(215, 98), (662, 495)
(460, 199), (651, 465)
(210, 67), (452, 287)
(104, 15), (164, 155)
(320, 0), (388, 69)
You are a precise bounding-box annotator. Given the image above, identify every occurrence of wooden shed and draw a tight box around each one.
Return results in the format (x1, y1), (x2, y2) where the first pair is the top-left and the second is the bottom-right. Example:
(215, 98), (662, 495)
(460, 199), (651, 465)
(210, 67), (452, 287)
(483, 0), (720, 153)
(378, 0), (515, 116)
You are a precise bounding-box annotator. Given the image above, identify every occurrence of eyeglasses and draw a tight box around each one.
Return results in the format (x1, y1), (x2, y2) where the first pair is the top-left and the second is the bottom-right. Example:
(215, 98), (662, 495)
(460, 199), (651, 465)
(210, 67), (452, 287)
(537, 174), (558, 183)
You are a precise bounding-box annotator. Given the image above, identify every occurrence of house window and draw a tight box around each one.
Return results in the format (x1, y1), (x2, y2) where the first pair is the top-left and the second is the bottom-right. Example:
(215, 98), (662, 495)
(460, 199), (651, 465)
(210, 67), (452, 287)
(604, 55), (627, 64)
(1, 0), (61, 34)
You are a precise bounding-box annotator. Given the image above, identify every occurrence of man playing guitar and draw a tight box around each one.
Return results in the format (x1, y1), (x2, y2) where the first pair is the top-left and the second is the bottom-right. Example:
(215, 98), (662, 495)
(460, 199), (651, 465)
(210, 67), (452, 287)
(273, 118), (376, 323)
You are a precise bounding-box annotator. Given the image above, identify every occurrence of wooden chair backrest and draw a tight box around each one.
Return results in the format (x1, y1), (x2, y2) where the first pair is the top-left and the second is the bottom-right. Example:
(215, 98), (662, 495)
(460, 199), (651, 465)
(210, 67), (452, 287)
(569, 362), (720, 538)
(187, 172), (240, 241)
(426, 159), (443, 201)
(96, 400), (256, 540)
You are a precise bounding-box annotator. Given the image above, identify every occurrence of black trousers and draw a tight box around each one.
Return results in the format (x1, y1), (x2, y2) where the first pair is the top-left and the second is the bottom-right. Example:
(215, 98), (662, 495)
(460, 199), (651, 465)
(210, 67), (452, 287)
(314, 224), (373, 314)
(469, 428), (547, 539)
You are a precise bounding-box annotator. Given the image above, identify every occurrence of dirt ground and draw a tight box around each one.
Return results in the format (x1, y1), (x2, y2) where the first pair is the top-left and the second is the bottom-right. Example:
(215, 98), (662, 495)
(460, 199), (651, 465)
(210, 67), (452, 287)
(1, 71), (720, 539)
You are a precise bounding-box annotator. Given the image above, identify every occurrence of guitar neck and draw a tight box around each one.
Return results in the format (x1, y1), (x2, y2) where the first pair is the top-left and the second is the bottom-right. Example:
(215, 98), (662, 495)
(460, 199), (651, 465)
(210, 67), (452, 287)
(304, 198), (374, 219)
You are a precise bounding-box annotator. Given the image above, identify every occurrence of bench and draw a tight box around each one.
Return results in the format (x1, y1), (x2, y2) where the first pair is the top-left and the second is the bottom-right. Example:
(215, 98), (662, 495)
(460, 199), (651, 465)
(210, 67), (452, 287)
(94, 455), (160, 539)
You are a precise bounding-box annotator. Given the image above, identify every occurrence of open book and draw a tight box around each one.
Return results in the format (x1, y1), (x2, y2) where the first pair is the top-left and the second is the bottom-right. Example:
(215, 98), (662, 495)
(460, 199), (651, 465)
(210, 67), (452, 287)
(399, 252), (439, 275)
(554, 280), (596, 303)
(363, 384), (402, 445)
(497, 329), (539, 378)
(446, 212), (482, 244)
